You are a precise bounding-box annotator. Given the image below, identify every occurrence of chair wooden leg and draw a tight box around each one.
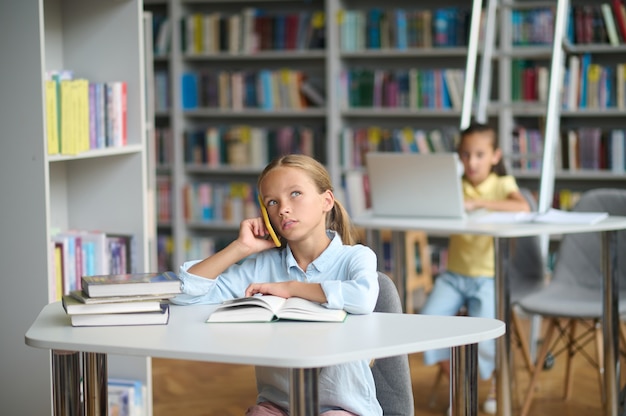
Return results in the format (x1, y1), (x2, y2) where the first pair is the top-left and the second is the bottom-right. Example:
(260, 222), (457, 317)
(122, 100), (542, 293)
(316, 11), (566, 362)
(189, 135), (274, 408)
(619, 322), (626, 388)
(512, 309), (535, 374)
(564, 319), (577, 400)
(520, 318), (557, 416)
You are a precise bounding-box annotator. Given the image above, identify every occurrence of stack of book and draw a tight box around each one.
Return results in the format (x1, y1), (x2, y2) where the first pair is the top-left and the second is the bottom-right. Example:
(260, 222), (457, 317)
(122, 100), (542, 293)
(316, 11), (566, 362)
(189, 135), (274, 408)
(62, 271), (181, 327)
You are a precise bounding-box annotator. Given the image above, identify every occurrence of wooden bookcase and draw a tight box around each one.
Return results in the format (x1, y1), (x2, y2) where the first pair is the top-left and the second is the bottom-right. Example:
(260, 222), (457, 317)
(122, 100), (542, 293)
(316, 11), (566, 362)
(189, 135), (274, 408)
(0, 0), (154, 414)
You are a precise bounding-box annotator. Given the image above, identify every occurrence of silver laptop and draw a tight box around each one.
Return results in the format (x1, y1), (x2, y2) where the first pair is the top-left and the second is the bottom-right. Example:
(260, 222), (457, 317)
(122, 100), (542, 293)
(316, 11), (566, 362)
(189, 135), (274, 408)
(365, 152), (466, 219)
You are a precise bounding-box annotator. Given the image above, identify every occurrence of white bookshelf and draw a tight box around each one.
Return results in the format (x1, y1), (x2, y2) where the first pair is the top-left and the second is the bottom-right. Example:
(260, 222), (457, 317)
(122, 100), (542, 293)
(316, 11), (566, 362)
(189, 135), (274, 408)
(496, 0), (626, 205)
(0, 0), (154, 414)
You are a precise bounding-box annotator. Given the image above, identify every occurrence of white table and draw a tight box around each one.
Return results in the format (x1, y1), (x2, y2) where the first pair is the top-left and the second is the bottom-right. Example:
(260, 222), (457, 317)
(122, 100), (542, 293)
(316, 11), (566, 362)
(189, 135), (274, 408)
(25, 302), (504, 416)
(353, 212), (626, 416)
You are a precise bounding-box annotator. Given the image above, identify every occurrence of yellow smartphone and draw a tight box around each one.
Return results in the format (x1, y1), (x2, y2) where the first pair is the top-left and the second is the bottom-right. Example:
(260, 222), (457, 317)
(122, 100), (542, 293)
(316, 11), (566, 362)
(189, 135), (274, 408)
(257, 194), (281, 247)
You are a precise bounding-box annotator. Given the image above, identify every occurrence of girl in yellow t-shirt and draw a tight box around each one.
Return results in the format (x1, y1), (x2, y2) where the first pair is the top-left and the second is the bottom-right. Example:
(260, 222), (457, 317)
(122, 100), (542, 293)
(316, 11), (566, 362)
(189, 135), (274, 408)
(421, 123), (530, 415)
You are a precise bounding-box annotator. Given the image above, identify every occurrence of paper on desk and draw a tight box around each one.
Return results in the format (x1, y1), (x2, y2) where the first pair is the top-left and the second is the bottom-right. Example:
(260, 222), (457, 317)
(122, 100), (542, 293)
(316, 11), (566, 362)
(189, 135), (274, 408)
(473, 208), (608, 225)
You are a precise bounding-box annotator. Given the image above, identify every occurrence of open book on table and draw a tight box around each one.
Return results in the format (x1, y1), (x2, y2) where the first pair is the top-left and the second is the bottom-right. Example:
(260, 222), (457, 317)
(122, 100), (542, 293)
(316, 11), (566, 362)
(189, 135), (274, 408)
(206, 295), (347, 323)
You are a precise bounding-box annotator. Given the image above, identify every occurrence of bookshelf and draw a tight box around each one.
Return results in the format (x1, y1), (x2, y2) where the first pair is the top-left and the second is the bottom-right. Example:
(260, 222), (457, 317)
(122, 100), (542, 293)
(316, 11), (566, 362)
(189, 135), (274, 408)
(496, 0), (626, 210)
(144, 0), (329, 269)
(0, 0), (154, 414)
(144, 0), (486, 268)
(142, 0), (626, 280)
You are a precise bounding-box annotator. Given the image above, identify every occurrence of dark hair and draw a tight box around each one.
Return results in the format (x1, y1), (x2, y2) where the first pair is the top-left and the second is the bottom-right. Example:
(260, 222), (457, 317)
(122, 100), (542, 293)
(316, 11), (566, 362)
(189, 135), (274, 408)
(257, 154), (358, 245)
(458, 122), (507, 176)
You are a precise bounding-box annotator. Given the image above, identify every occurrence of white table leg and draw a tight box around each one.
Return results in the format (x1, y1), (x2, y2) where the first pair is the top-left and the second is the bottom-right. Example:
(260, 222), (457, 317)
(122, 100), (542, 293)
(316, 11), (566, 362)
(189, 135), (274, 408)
(290, 367), (319, 416)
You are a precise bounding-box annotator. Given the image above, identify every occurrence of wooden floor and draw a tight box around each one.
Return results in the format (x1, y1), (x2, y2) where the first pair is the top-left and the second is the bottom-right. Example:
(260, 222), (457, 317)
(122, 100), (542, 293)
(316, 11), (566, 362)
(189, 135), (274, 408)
(152, 317), (610, 416)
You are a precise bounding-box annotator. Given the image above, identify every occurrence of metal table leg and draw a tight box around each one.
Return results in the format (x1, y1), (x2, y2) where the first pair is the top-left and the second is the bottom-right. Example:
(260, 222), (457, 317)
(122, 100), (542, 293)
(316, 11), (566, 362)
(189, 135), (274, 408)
(52, 350), (82, 416)
(290, 367), (319, 416)
(602, 231), (619, 416)
(451, 343), (478, 416)
(494, 237), (513, 416)
(82, 352), (107, 416)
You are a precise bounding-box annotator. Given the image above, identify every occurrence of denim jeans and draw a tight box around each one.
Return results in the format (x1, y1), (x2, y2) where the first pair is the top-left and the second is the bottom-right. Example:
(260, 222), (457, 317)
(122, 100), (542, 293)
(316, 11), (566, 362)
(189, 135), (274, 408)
(420, 271), (496, 380)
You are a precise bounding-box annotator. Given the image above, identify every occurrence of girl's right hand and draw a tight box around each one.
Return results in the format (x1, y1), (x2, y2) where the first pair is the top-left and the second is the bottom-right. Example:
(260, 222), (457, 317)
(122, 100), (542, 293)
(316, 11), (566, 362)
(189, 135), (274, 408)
(237, 217), (279, 253)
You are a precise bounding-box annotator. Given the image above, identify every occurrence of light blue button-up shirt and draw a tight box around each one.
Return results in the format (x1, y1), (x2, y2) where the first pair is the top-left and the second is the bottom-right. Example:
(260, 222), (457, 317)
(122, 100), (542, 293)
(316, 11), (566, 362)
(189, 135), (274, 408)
(173, 231), (382, 416)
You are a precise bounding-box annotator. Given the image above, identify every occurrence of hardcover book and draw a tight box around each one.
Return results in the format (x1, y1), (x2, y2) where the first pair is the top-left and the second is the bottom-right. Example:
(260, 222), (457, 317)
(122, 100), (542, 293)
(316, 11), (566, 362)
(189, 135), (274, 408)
(81, 271), (181, 298)
(206, 295), (347, 323)
(62, 293), (166, 315)
(69, 303), (170, 327)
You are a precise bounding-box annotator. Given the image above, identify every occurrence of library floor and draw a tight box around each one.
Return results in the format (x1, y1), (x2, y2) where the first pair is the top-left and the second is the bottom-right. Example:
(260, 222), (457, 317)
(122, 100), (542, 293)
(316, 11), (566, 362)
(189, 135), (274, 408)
(152, 318), (605, 416)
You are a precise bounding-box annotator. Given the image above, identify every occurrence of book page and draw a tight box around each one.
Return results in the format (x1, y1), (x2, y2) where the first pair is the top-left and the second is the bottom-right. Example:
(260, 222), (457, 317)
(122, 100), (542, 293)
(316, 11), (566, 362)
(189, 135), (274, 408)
(220, 295), (286, 313)
(277, 297), (347, 322)
(207, 295), (287, 323)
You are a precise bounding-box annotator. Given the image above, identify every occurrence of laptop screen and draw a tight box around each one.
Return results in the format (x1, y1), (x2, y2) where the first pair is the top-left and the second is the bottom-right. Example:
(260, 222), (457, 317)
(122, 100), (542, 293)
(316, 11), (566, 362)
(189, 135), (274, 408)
(365, 152), (466, 219)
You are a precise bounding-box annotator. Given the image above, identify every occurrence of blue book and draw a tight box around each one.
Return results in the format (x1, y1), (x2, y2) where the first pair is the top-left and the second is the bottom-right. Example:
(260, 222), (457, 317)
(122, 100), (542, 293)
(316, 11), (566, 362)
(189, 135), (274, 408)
(258, 69), (274, 110)
(181, 72), (198, 109)
(367, 8), (382, 49)
(579, 53), (591, 109)
(394, 9), (408, 50)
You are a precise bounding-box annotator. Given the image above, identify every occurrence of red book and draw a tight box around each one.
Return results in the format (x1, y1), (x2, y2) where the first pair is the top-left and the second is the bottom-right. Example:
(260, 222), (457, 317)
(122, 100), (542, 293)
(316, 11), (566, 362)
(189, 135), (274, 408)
(285, 14), (298, 49)
(120, 81), (127, 145)
(612, 0), (626, 42)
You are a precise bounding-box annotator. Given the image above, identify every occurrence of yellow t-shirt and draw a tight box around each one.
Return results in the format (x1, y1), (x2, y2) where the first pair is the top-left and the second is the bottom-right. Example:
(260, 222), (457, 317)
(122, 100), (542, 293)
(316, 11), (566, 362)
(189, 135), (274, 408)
(446, 173), (519, 278)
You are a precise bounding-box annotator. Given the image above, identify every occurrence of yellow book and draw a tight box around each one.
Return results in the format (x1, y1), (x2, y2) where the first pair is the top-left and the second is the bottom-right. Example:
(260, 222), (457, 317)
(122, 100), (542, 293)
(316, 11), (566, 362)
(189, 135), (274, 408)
(192, 13), (203, 54)
(44, 80), (59, 155)
(54, 243), (63, 301)
(60, 79), (76, 155)
(586, 64), (602, 109)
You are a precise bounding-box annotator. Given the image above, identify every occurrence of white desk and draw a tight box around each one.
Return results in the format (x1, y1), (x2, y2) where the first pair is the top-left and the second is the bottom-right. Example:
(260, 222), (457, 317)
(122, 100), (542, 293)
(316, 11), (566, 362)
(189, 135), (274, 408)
(26, 302), (504, 416)
(353, 213), (626, 416)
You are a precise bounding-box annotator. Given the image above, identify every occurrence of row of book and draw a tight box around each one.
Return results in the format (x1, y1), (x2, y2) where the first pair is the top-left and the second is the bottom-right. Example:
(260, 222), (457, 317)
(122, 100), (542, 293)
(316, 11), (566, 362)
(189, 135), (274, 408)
(339, 7), (471, 51)
(340, 68), (466, 110)
(183, 125), (324, 168)
(510, 127), (626, 173)
(183, 181), (260, 224)
(61, 271), (181, 327)
(569, 2), (626, 46)
(45, 70), (127, 156)
(180, 9), (325, 55)
(340, 126), (459, 169)
(50, 230), (135, 302)
(181, 70), (325, 111)
(510, 8), (555, 46)
(561, 128), (626, 172)
(562, 55), (626, 111)
(510, 57), (626, 110)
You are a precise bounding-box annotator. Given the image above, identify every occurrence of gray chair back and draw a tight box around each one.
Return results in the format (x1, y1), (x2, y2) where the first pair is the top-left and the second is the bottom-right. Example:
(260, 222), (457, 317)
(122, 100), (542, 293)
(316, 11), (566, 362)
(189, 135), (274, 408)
(508, 188), (545, 303)
(552, 188), (626, 291)
(372, 272), (415, 416)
